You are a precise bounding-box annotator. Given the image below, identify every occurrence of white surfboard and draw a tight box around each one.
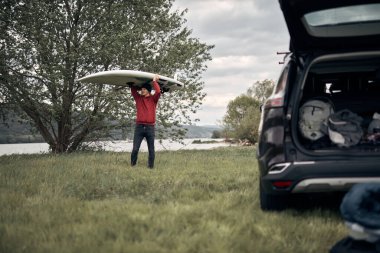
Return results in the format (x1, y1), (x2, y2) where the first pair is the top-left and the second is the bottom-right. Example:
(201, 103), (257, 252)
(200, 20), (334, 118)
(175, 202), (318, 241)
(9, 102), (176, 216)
(77, 70), (184, 92)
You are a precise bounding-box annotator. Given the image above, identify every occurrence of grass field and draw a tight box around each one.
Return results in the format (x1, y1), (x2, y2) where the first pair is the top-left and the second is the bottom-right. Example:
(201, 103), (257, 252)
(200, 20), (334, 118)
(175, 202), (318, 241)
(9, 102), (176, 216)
(0, 147), (347, 253)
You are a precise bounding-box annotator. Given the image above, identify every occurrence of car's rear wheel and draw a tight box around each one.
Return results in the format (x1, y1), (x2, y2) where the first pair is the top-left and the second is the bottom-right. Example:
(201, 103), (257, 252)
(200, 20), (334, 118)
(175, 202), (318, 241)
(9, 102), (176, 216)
(259, 182), (289, 211)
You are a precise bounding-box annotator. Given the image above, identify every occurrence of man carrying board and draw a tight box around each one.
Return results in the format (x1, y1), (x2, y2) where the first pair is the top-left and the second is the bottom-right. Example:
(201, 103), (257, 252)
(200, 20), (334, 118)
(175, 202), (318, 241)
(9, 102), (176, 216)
(129, 74), (161, 169)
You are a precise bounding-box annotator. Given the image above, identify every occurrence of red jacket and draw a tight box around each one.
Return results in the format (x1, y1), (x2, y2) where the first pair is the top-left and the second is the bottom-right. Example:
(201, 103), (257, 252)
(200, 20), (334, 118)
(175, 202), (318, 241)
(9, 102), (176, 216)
(131, 81), (161, 125)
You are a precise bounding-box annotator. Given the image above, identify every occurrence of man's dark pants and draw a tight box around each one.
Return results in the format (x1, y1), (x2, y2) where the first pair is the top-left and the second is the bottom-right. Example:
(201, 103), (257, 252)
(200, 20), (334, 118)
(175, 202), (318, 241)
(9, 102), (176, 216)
(131, 124), (155, 168)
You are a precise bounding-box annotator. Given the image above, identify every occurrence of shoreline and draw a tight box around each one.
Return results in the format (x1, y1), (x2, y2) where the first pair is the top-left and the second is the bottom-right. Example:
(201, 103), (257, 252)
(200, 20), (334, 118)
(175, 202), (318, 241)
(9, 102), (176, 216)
(0, 139), (236, 156)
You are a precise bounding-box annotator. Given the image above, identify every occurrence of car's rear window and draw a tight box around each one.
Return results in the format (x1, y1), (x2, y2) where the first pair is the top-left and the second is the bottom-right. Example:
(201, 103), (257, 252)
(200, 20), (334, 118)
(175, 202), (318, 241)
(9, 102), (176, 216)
(302, 3), (380, 37)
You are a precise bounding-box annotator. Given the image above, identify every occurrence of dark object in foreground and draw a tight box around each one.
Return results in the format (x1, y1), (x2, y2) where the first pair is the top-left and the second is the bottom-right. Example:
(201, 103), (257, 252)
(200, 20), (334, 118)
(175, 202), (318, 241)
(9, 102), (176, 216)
(330, 183), (380, 253)
(330, 237), (380, 253)
(340, 183), (380, 230)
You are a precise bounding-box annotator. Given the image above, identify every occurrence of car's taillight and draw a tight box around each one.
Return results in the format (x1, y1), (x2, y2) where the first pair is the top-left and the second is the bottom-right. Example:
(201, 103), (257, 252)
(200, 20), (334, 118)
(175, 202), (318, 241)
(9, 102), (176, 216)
(263, 62), (289, 109)
(272, 181), (293, 189)
(264, 94), (284, 108)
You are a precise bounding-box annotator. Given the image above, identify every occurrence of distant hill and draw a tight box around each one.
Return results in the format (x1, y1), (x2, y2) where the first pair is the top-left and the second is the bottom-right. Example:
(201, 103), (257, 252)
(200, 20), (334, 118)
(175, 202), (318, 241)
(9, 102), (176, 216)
(0, 111), (44, 143)
(0, 112), (222, 143)
(183, 125), (222, 138)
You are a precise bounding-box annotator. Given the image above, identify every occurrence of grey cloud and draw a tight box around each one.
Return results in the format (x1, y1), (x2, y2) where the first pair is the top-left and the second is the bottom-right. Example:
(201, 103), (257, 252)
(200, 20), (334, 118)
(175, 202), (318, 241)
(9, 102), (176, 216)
(182, 1), (287, 38)
(179, 2), (289, 57)
(173, 0), (290, 124)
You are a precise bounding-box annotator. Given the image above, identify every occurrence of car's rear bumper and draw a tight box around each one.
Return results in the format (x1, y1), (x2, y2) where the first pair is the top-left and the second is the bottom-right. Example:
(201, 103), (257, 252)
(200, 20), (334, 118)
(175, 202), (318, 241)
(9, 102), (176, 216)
(292, 177), (380, 193)
(260, 159), (380, 195)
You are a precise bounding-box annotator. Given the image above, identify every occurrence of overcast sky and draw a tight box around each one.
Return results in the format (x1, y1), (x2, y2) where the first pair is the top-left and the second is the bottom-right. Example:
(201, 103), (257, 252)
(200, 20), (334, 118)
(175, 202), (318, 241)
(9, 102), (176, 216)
(172, 0), (290, 126)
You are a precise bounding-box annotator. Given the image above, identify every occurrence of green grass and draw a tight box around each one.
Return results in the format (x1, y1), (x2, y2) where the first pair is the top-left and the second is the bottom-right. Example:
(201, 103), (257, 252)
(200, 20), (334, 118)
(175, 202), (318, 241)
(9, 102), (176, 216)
(0, 147), (347, 253)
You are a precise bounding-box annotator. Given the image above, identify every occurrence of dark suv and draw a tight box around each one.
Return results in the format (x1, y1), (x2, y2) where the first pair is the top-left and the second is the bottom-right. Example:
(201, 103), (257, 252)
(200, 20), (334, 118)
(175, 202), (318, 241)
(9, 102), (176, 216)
(257, 0), (380, 210)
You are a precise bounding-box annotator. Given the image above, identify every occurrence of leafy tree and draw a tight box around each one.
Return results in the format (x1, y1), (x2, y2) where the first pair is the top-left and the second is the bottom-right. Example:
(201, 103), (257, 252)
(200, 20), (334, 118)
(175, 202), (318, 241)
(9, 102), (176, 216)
(211, 130), (221, 139)
(222, 95), (261, 144)
(247, 79), (274, 104)
(0, 0), (213, 152)
(222, 79), (274, 144)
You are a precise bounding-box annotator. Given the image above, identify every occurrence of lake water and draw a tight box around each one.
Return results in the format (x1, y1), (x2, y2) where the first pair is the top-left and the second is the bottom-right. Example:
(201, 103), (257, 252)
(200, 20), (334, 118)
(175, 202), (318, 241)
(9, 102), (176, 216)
(0, 139), (233, 156)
